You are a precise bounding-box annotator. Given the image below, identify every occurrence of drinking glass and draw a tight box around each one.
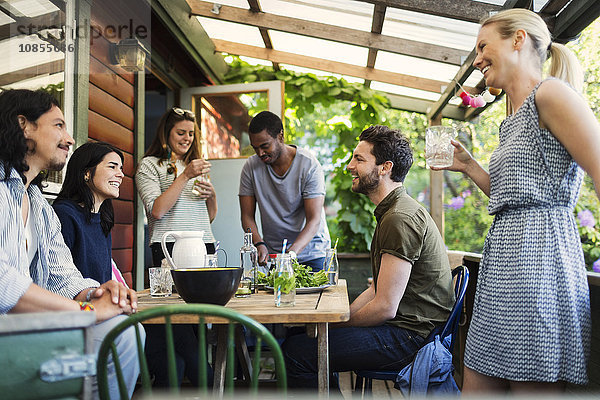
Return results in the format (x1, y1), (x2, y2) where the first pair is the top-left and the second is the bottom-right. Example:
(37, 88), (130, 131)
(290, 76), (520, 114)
(274, 254), (295, 307)
(205, 254), (218, 268)
(323, 248), (339, 285)
(149, 267), (172, 297)
(235, 280), (251, 298)
(425, 126), (457, 168)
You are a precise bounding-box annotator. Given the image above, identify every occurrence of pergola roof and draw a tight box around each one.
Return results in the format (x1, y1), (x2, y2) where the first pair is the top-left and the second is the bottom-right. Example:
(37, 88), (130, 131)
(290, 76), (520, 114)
(188, 0), (600, 121)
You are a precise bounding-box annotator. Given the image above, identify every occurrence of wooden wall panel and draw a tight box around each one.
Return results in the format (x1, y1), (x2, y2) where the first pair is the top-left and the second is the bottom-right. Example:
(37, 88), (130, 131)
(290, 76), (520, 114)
(86, 138), (134, 177)
(89, 84), (134, 130)
(89, 56), (134, 107)
(112, 248), (133, 287)
(119, 176), (134, 201)
(122, 151), (135, 177)
(88, 27), (134, 84)
(112, 224), (134, 249)
(89, 1), (149, 287)
(113, 199), (134, 225)
(88, 110), (134, 153)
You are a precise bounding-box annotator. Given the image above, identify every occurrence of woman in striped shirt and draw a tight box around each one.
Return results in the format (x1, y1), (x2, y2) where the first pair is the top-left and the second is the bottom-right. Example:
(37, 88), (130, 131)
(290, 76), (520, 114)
(135, 107), (217, 265)
(135, 107), (216, 387)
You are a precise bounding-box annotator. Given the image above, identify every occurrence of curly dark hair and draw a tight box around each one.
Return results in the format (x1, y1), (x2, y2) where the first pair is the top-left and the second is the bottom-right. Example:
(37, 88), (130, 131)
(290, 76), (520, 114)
(359, 125), (413, 183)
(248, 111), (283, 138)
(0, 89), (59, 185)
(55, 142), (123, 236)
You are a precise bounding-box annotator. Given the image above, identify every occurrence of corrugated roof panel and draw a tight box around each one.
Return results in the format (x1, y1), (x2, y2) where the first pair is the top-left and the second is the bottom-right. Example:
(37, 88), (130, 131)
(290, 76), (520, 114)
(277, 64), (365, 84)
(261, 0), (373, 32)
(374, 50), (460, 82)
(0, 0), (58, 18)
(196, 17), (264, 47)
(370, 81), (443, 101)
(269, 31), (368, 67)
(382, 7), (479, 51)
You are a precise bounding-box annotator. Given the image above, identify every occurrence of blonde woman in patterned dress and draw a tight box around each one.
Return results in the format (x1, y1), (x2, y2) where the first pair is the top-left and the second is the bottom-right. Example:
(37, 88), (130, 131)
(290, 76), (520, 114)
(434, 9), (600, 393)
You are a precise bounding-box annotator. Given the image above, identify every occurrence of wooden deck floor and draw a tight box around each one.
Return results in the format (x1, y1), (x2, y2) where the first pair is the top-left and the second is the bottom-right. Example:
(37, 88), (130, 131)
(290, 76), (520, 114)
(339, 371), (403, 399)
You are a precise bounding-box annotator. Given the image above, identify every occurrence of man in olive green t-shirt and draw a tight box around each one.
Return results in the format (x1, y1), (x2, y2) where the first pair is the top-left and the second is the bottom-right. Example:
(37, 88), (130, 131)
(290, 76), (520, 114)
(282, 125), (454, 389)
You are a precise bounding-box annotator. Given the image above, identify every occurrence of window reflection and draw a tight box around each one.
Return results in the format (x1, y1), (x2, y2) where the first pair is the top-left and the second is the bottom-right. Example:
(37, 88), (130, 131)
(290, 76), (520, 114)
(0, 0), (67, 194)
(197, 91), (269, 159)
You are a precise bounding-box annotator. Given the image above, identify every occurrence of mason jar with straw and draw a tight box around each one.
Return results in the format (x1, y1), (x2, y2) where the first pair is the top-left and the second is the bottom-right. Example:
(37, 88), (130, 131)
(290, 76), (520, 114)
(324, 238), (339, 285)
(275, 239), (295, 307)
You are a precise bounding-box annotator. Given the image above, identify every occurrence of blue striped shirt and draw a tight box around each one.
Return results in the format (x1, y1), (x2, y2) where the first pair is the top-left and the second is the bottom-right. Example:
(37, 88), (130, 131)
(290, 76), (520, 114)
(0, 167), (99, 313)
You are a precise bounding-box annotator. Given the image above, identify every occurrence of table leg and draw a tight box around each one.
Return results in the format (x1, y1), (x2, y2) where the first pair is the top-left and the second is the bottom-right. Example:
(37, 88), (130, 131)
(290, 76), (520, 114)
(212, 325), (252, 395)
(317, 322), (329, 398)
(234, 326), (252, 381)
(213, 326), (227, 397)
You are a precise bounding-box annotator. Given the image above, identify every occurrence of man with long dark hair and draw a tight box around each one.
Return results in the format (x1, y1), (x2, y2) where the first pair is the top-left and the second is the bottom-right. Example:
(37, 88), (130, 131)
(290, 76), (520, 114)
(0, 89), (142, 399)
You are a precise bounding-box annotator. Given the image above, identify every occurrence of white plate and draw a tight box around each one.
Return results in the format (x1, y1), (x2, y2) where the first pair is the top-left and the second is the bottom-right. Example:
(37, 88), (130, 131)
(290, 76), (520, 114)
(265, 284), (332, 294)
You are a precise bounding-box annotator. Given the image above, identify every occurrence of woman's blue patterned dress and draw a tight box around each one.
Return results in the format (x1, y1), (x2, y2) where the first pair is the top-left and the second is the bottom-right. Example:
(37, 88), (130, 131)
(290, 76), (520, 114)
(463, 80), (591, 384)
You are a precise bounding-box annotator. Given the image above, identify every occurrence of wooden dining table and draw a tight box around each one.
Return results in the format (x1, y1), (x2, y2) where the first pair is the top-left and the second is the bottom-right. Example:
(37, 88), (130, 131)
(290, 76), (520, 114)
(136, 279), (350, 397)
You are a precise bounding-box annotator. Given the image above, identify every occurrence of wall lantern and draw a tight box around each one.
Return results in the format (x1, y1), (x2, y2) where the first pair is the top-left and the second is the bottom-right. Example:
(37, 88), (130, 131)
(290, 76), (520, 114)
(109, 38), (148, 72)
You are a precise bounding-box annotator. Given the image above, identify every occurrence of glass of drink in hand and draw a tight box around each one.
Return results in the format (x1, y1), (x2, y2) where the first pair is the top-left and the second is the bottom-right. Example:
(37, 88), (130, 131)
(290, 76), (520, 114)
(192, 174), (209, 196)
(425, 126), (457, 168)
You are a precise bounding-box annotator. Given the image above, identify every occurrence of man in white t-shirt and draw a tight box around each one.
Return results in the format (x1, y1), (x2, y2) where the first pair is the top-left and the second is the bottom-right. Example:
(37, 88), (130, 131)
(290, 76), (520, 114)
(238, 111), (330, 270)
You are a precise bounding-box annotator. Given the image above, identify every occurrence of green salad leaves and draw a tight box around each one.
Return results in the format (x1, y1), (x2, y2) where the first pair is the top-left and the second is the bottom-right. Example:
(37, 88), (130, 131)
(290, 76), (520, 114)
(256, 259), (328, 288)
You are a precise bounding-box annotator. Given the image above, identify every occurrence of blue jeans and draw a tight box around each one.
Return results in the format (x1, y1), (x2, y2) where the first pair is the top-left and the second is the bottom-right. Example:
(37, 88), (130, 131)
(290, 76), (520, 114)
(91, 315), (145, 399)
(300, 257), (326, 272)
(145, 324), (214, 387)
(282, 324), (424, 389)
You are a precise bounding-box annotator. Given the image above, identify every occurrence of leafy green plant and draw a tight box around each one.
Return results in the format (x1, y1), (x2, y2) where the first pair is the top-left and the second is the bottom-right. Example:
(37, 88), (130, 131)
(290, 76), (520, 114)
(574, 176), (600, 269)
(443, 190), (493, 253)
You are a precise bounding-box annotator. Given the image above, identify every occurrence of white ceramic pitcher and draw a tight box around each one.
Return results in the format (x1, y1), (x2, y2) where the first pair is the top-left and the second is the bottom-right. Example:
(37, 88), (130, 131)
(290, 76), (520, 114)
(161, 231), (207, 269)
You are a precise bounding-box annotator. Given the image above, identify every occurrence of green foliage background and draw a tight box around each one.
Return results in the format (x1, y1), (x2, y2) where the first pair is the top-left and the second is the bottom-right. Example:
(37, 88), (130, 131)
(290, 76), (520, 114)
(223, 17), (600, 269)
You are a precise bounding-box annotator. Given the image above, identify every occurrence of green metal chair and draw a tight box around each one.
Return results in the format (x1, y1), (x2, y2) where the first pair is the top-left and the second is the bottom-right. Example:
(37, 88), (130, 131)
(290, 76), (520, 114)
(97, 304), (287, 399)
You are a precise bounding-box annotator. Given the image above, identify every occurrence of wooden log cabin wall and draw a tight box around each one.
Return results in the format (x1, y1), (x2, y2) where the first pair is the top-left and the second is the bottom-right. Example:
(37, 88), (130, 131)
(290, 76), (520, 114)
(79, 0), (225, 288)
(85, 1), (144, 287)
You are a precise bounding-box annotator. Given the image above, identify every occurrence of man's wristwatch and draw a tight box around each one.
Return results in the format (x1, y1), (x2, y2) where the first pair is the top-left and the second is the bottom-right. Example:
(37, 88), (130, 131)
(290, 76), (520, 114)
(254, 241), (267, 248)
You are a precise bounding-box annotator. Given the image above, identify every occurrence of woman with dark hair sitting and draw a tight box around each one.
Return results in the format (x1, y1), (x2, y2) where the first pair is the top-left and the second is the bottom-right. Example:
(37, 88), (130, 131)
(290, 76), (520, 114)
(54, 141), (211, 388)
(53, 141), (125, 284)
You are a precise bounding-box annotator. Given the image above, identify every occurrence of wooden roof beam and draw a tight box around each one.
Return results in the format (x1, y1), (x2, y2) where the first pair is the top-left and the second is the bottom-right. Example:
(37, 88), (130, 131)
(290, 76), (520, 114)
(540, 0), (571, 15)
(365, 3), (387, 87)
(246, 0), (279, 71)
(426, 0), (537, 121)
(0, 10), (64, 42)
(386, 92), (465, 120)
(550, 0), (600, 43)
(353, 0), (500, 23)
(426, 49), (475, 121)
(212, 39), (477, 95)
(187, 0), (469, 66)
(0, 59), (64, 87)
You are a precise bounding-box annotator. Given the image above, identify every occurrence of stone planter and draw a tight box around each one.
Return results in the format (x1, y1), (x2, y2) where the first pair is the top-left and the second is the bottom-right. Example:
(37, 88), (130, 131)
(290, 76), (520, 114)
(338, 252), (371, 302)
